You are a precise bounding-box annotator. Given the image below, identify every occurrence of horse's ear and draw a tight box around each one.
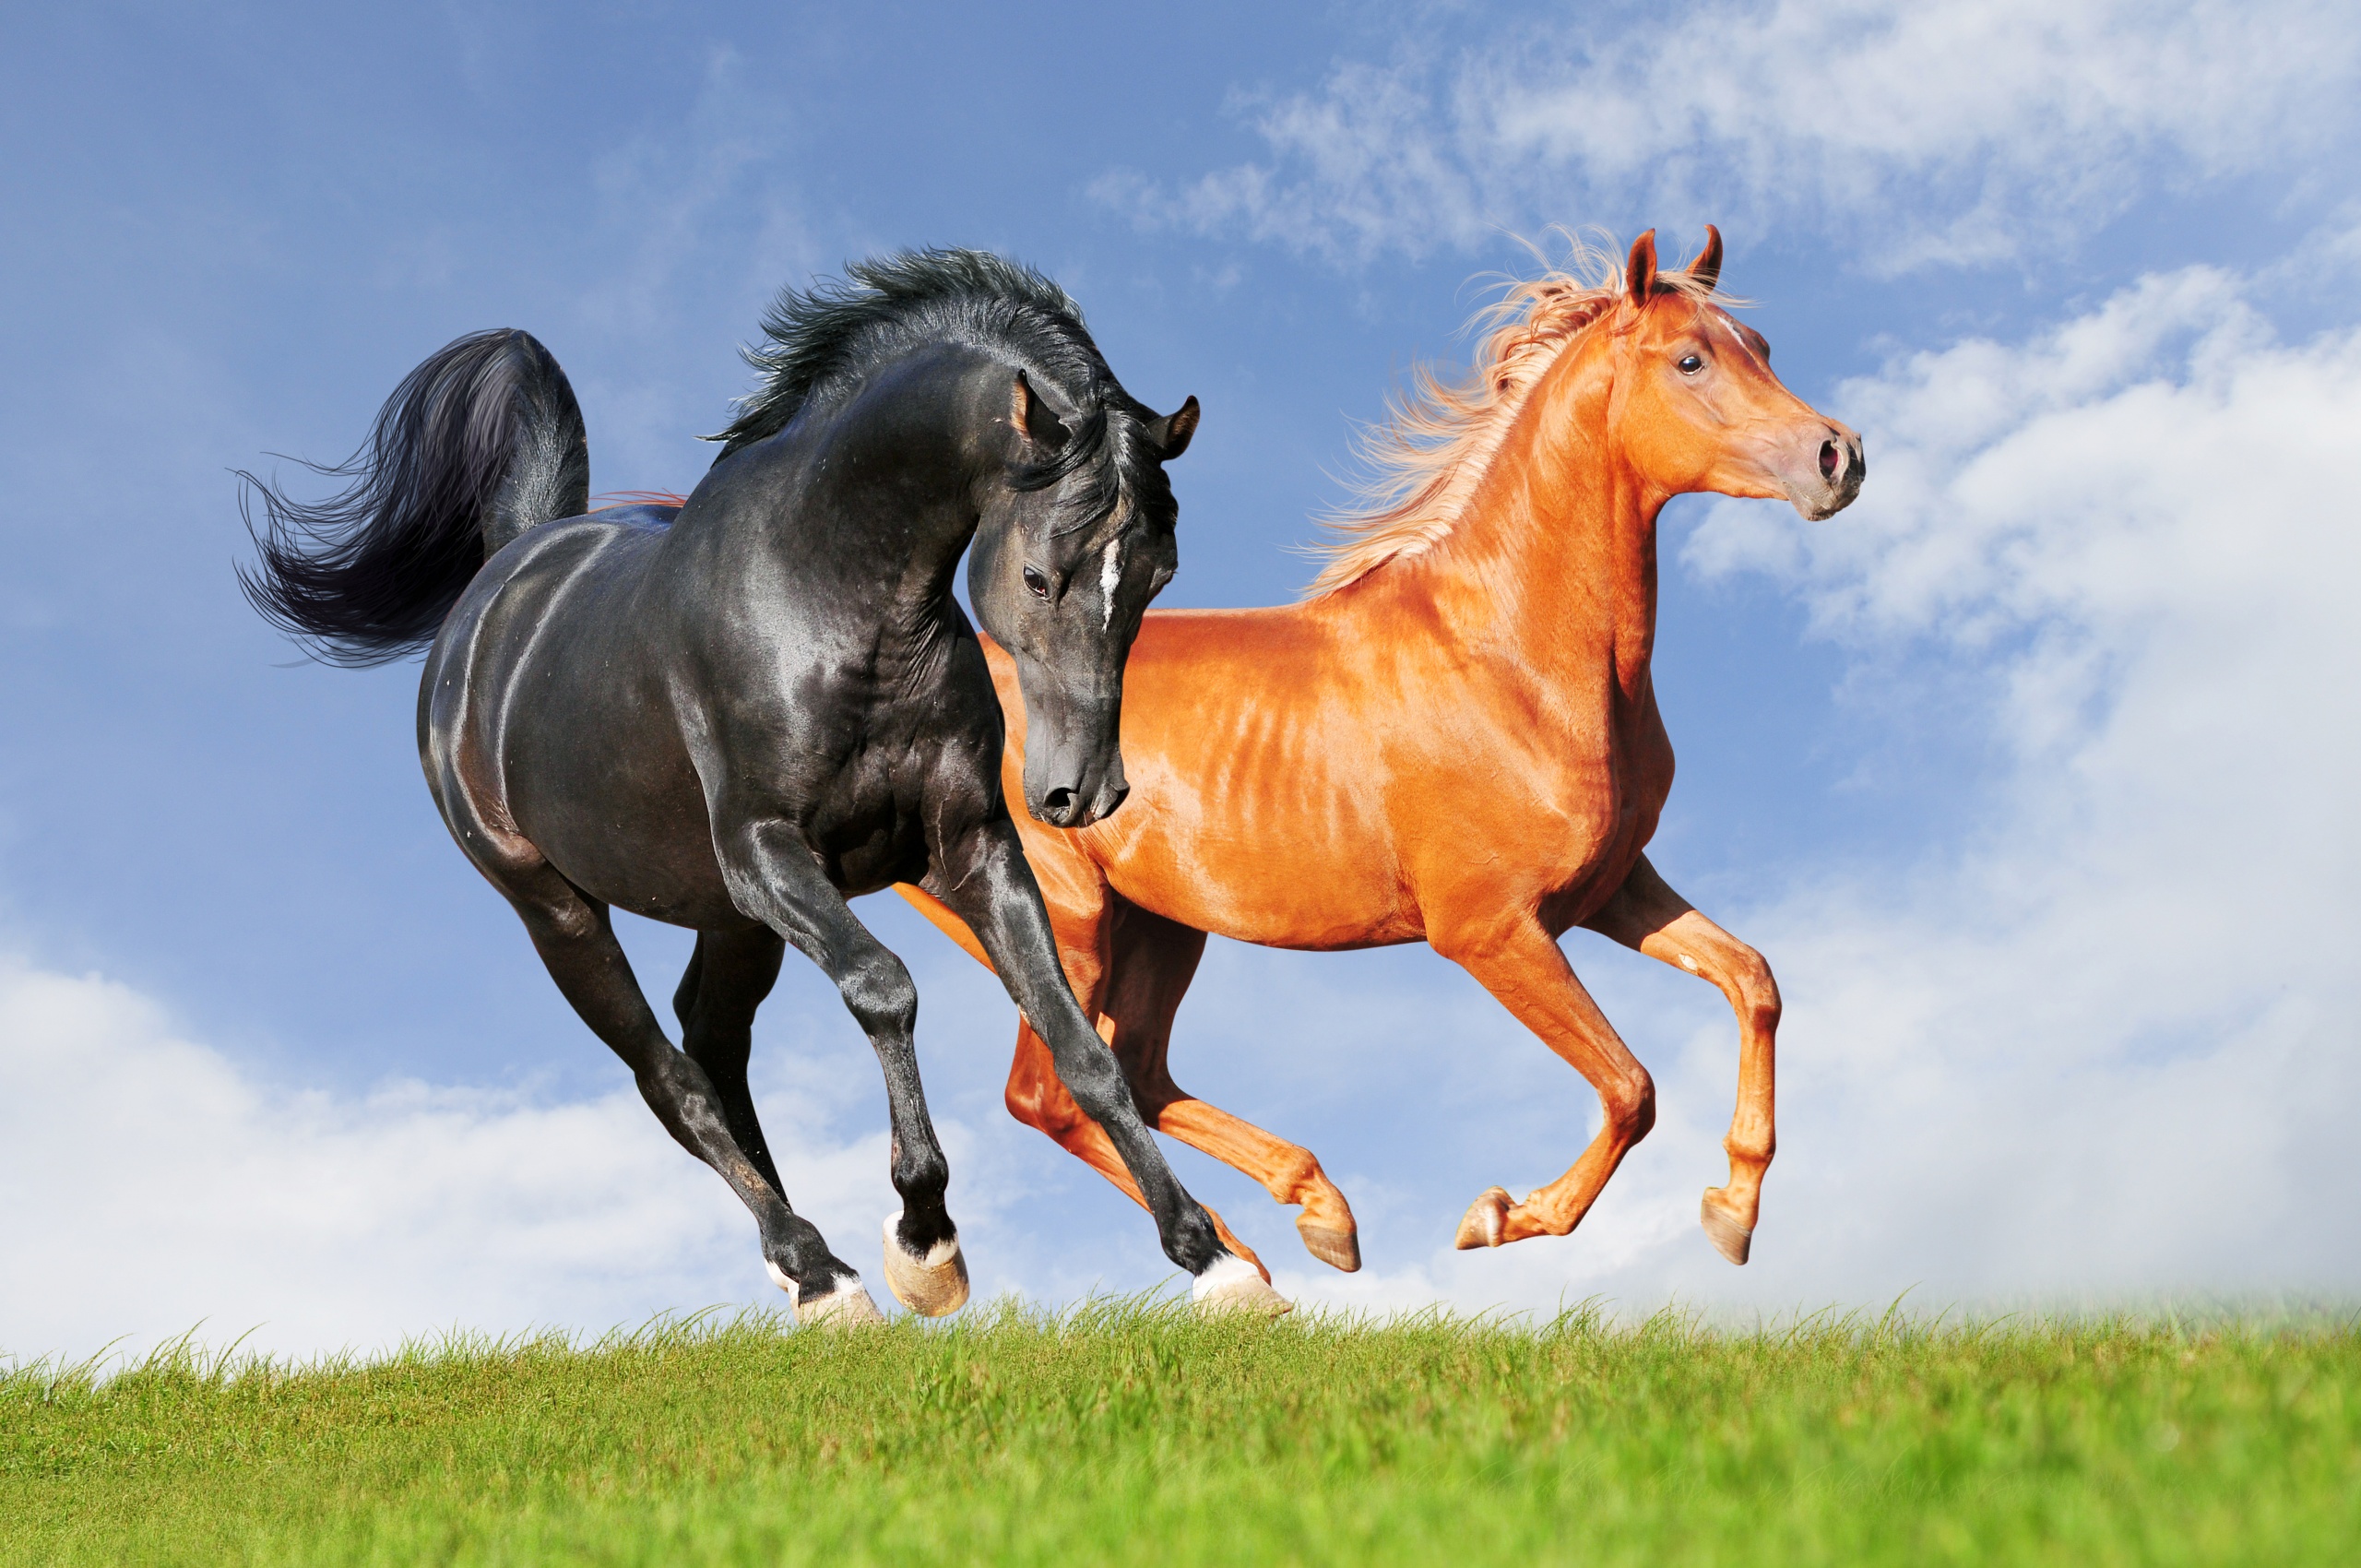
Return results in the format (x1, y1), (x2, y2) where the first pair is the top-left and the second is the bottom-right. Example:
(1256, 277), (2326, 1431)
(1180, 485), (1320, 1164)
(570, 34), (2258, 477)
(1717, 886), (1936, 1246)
(1686, 224), (1723, 291)
(1147, 395), (1200, 461)
(1011, 370), (1070, 450)
(1625, 230), (1659, 303)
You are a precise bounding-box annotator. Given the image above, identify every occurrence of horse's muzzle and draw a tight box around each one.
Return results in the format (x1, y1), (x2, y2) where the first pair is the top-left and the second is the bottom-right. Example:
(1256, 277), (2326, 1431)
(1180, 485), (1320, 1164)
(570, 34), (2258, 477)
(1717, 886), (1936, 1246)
(1789, 422), (1866, 519)
(1029, 749), (1130, 829)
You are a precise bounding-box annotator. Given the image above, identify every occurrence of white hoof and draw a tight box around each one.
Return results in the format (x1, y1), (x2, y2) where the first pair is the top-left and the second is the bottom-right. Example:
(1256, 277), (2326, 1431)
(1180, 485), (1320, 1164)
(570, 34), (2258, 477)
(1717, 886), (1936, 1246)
(1192, 1253), (1292, 1317)
(768, 1260), (886, 1327)
(881, 1211), (970, 1318)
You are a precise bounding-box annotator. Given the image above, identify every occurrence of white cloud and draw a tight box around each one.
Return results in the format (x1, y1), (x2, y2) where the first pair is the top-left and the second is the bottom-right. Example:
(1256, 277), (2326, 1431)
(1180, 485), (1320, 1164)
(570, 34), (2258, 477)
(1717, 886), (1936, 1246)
(0, 956), (1012, 1363)
(1105, 0), (2361, 267)
(1236, 265), (2361, 1314)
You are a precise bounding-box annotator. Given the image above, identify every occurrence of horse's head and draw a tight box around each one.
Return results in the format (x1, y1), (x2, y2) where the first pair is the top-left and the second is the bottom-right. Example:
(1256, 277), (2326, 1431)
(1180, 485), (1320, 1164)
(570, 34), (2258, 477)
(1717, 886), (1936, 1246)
(968, 369), (1197, 828)
(1609, 228), (1864, 520)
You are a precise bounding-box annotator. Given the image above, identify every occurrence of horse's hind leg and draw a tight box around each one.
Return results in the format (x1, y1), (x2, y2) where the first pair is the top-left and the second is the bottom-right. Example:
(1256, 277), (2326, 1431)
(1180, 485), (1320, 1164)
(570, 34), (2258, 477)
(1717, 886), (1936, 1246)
(1582, 853), (1780, 1265)
(673, 925), (789, 1199)
(1098, 901), (1361, 1273)
(496, 863), (881, 1324)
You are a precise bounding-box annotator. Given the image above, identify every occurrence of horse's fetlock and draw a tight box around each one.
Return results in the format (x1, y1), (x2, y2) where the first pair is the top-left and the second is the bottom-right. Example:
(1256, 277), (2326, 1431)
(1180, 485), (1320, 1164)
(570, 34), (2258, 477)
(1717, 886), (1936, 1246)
(1726, 1127), (1776, 1168)
(894, 1145), (951, 1205)
(1165, 1206), (1224, 1275)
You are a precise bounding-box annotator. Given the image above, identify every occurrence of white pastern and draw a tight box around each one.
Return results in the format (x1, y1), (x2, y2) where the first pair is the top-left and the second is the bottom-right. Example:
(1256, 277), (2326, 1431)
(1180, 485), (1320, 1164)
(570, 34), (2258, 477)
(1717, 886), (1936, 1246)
(764, 1259), (801, 1306)
(884, 1210), (961, 1268)
(1190, 1253), (1264, 1301)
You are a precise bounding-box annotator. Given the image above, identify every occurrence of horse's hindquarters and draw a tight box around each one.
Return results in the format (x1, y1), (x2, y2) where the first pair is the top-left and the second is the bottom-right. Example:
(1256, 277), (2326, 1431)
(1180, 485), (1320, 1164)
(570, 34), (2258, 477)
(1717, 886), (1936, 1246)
(424, 523), (738, 929)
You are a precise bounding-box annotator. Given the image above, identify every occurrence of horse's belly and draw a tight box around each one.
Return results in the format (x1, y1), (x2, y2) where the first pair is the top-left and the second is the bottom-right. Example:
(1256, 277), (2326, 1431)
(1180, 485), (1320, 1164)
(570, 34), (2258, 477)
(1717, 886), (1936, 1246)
(518, 778), (742, 929)
(1096, 793), (1418, 951)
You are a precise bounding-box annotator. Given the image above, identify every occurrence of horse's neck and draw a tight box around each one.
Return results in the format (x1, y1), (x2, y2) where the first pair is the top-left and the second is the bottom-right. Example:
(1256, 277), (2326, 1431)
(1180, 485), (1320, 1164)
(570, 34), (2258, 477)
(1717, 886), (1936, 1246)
(1385, 376), (1663, 702)
(748, 399), (979, 631)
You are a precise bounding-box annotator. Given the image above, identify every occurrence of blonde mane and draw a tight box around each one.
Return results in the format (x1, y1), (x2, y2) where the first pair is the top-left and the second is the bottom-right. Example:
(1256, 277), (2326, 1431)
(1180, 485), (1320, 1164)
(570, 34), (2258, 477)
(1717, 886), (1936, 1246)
(1304, 234), (1726, 598)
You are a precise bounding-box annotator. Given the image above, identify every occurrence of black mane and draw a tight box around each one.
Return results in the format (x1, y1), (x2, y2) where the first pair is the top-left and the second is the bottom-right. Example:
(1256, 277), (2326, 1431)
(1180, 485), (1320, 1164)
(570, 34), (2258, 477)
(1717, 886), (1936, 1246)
(710, 248), (1112, 462)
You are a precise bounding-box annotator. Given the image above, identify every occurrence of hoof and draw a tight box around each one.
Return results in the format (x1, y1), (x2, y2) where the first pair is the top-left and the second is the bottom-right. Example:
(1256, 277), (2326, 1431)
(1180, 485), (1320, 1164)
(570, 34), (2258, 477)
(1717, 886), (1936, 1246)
(1454, 1186), (1513, 1250)
(881, 1212), (970, 1318)
(1297, 1218), (1362, 1273)
(1700, 1193), (1753, 1265)
(1192, 1253), (1293, 1318)
(769, 1260), (887, 1327)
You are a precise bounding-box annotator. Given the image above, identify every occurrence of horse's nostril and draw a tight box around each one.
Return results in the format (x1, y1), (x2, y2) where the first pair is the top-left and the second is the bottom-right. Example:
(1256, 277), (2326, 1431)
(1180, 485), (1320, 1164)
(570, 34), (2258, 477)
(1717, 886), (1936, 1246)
(1820, 439), (1841, 482)
(1043, 787), (1075, 816)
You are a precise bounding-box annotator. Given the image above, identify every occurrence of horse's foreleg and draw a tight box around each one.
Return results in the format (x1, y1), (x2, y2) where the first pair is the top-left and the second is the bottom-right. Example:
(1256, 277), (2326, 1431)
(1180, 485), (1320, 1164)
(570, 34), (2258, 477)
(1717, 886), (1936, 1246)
(1582, 854), (1780, 1265)
(1099, 904), (1360, 1274)
(904, 881), (1274, 1269)
(928, 817), (1287, 1314)
(717, 821), (968, 1318)
(1002, 1020), (1271, 1277)
(497, 863), (877, 1324)
(1435, 916), (1656, 1249)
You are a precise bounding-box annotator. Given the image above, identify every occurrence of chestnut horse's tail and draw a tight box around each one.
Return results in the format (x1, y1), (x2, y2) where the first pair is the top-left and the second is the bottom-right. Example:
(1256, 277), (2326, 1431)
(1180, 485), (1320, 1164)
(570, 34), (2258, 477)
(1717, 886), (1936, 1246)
(238, 329), (589, 667)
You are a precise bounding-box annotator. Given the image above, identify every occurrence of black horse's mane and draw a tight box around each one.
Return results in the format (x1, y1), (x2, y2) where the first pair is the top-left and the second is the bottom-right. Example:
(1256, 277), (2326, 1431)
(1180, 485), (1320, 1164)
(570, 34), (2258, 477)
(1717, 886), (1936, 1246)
(709, 250), (1149, 529)
(710, 249), (1100, 451)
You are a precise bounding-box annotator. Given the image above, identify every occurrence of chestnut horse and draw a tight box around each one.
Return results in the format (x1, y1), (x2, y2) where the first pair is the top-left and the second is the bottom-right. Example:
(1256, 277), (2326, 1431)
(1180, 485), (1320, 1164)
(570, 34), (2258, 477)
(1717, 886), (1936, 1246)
(900, 230), (1863, 1292)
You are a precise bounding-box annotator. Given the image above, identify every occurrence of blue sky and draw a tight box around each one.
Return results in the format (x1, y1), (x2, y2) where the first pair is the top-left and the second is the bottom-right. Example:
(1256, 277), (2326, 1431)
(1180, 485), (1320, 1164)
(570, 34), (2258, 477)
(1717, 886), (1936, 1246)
(6, 1), (2358, 1358)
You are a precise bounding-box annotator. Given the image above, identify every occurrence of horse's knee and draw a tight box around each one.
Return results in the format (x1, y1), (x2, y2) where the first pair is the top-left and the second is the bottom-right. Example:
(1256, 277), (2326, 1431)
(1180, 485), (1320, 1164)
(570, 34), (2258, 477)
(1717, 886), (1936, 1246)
(1045, 1043), (1130, 1125)
(838, 952), (918, 1040)
(1724, 944), (1781, 1033)
(1603, 1067), (1656, 1145)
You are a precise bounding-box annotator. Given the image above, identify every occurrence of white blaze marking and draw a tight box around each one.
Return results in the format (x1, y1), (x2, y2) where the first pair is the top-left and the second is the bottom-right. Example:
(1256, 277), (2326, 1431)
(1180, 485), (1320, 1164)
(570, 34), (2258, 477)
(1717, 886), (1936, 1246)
(1100, 536), (1125, 629)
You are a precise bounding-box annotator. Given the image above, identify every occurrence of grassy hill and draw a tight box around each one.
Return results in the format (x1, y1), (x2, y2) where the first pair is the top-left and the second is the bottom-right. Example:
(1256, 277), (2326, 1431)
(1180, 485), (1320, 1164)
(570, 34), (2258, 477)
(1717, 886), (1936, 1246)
(5, 1301), (2355, 1565)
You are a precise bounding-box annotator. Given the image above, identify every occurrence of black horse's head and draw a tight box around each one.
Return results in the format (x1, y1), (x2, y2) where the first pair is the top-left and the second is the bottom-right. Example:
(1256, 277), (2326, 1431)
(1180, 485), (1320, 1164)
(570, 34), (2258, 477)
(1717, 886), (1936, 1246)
(706, 248), (1196, 829)
(968, 369), (1196, 828)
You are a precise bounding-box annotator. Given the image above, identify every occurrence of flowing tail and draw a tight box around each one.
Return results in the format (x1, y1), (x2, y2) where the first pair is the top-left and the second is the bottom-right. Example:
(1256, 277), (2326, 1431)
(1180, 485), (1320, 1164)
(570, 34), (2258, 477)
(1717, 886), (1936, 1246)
(238, 328), (589, 667)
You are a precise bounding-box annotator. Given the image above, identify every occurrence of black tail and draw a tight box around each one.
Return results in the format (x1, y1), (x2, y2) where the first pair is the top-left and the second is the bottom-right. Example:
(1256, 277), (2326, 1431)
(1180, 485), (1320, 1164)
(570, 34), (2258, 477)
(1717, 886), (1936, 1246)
(238, 329), (589, 667)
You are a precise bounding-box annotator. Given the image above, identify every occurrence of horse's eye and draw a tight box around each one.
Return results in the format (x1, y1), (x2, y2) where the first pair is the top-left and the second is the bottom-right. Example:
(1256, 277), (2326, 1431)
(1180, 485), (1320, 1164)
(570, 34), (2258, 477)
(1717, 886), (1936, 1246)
(1023, 566), (1050, 600)
(1678, 353), (1706, 375)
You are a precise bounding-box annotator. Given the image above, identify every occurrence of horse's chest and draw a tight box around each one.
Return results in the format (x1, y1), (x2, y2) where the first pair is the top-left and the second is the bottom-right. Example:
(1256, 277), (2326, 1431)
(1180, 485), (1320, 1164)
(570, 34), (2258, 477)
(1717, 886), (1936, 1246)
(1531, 699), (1674, 923)
(802, 765), (934, 895)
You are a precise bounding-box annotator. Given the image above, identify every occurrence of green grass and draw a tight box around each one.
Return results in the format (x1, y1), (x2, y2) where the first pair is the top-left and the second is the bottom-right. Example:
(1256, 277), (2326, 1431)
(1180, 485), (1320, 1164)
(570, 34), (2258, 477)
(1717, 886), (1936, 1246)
(5, 1301), (2356, 1566)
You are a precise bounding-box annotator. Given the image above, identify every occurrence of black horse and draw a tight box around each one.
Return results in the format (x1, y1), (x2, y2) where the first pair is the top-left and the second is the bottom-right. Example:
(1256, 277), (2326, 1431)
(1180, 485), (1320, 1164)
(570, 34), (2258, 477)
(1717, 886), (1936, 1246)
(243, 250), (1284, 1322)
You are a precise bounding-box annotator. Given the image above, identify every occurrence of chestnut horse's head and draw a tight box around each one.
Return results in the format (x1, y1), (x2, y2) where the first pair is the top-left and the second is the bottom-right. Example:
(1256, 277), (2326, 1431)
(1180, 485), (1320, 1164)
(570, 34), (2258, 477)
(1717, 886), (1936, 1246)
(1608, 228), (1863, 520)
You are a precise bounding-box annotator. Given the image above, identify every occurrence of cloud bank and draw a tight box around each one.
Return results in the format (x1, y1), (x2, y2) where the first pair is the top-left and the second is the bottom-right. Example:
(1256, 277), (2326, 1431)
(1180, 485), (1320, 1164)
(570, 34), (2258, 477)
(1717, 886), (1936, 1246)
(0, 958), (928, 1362)
(1101, 0), (2361, 266)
